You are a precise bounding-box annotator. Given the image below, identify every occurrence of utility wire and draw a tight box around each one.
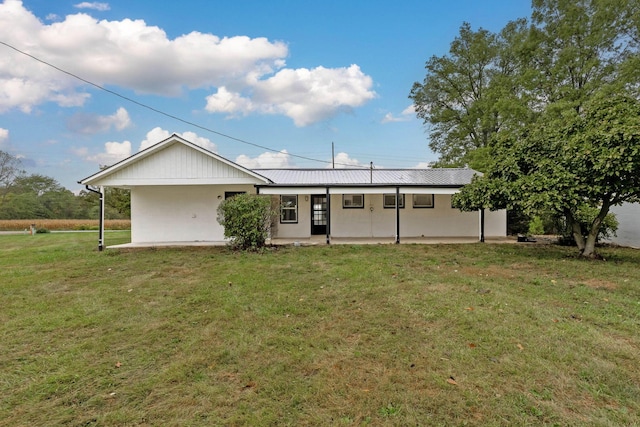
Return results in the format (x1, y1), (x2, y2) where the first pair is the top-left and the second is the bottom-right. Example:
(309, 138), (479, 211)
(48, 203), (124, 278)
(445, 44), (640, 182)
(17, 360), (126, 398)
(1, 40), (372, 169)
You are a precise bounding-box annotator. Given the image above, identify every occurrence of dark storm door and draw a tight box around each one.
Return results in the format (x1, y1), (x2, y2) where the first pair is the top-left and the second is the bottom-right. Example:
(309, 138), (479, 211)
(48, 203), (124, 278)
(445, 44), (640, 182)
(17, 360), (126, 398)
(311, 194), (327, 235)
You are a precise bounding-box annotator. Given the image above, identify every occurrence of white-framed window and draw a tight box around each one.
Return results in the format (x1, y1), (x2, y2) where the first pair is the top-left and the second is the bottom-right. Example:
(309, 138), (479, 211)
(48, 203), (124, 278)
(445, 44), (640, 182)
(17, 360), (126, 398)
(413, 194), (434, 208)
(383, 193), (405, 208)
(280, 195), (298, 223)
(343, 194), (364, 208)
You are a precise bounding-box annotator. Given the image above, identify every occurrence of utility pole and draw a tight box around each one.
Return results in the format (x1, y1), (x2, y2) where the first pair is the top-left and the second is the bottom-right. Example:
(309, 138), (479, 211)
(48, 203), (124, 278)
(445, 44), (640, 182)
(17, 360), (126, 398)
(332, 142), (335, 169)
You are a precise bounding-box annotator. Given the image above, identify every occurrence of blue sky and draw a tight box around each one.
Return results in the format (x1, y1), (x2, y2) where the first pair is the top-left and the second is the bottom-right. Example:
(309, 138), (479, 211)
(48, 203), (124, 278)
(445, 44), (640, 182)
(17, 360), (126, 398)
(0, 0), (532, 192)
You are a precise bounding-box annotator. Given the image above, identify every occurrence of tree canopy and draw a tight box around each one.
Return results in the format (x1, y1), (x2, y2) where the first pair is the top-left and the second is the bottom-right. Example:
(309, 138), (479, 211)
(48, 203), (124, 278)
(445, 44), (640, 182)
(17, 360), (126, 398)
(0, 150), (130, 220)
(412, 0), (640, 256)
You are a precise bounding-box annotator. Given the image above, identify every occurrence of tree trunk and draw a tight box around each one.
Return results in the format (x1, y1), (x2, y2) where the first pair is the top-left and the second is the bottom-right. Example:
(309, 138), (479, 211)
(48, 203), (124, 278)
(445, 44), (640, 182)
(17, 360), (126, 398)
(580, 202), (611, 258)
(566, 211), (586, 252)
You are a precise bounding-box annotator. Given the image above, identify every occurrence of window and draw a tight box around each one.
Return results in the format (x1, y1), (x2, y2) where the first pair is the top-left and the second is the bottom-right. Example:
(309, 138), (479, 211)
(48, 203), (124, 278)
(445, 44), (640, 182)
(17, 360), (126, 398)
(383, 193), (405, 208)
(413, 194), (434, 208)
(343, 194), (364, 208)
(225, 191), (246, 199)
(280, 195), (298, 223)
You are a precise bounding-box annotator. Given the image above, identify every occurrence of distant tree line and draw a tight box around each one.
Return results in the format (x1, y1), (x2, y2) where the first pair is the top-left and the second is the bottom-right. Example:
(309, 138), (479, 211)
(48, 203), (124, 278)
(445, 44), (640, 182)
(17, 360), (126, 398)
(0, 150), (130, 220)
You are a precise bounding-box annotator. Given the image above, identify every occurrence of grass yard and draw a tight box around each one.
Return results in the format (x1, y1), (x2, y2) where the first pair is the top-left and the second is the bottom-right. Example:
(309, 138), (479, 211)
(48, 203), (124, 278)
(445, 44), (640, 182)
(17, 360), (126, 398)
(1, 232), (639, 426)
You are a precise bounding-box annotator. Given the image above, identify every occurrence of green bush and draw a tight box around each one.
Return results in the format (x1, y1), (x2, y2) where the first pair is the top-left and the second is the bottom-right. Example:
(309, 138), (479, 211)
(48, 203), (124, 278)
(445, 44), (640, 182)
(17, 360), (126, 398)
(528, 216), (545, 235)
(556, 205), (618, 246)
(216, 194), (275, 251)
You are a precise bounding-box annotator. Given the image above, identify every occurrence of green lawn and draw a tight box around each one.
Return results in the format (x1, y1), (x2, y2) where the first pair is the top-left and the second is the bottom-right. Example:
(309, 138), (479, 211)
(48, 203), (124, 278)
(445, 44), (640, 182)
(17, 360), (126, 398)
(1, 232), (639, 426)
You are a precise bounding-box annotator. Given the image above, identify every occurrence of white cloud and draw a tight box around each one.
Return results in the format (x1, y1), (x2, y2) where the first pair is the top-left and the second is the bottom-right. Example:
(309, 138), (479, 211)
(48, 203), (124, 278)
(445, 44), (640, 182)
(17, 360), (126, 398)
(78, 127), (216, 166)
(331, 152), (363, 168)
(138, 127), (217, 153)
(235, 150), (293, 168)
(66, 107), (132, 134)
(381, 104), (415, 124)
(86, 140), (132, 166)
(0, 127), (8, 145)
(0, 1), (376, 125)
(0, 0), (288, 111)
(74, 2), (110, 11)
(206, 65), (376, 126)
(413, 161), (434, 169)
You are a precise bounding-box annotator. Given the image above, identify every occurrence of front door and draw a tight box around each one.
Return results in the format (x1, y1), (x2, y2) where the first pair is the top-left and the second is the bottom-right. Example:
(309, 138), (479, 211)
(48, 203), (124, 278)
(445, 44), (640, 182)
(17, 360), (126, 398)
(311, 194), (327, 235)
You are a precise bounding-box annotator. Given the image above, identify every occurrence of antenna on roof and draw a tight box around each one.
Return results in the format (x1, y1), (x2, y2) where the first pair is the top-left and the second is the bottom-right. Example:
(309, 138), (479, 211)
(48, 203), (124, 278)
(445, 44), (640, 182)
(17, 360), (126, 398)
(370, 161), (373, 183)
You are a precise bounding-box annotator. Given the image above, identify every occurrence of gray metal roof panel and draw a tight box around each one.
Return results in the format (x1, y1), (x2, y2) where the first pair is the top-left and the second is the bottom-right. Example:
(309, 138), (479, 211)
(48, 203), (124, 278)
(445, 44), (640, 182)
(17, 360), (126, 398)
(252, 168), (479, 186)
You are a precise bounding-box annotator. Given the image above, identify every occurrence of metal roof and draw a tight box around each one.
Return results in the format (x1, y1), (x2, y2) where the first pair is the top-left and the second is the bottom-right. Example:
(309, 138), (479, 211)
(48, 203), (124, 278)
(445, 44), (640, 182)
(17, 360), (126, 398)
(253, 168), (479, 187)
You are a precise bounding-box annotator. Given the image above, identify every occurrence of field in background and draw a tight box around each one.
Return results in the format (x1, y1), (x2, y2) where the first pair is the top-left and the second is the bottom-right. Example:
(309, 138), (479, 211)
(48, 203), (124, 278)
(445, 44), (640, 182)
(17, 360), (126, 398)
(0, 219), (130, 231)
(1, 232), (639, 426)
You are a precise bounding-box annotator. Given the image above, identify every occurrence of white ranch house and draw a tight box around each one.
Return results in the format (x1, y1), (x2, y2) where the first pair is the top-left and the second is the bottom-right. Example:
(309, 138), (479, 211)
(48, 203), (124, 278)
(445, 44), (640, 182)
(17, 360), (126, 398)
(79, 134), (506, 249)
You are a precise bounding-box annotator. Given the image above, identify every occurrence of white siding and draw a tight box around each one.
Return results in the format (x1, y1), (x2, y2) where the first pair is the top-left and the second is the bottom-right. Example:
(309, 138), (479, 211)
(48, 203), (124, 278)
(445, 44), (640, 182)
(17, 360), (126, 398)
(97, 143), (264, 186)
(275, 194), (507, 239)
(130, 185), (255, 243)
(607, 203), (640, 248)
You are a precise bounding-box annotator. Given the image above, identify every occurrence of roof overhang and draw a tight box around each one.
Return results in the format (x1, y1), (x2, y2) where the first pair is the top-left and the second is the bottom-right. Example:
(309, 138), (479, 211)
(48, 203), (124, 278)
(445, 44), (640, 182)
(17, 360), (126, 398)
(256, 185), (461, 195)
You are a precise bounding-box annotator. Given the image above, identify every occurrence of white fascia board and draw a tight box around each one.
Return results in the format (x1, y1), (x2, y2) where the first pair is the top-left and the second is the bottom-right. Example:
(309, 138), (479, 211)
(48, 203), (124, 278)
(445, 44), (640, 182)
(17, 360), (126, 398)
(329, 187), (397, 195)
(399, 187), (460, 194)
(99, 177), (266, 186)
(258, 187), (328, 195)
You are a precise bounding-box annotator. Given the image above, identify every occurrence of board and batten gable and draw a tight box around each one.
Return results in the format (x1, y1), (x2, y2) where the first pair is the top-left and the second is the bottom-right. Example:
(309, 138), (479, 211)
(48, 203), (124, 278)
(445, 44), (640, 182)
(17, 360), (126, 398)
(87, 141), (267, 187)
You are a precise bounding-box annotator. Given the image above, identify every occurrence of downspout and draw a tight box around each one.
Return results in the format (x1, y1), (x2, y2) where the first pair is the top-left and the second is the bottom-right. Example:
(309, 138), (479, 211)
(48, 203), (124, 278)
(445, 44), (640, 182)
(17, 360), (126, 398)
(85, 185), (104, 251)
(395, 186), (400, 244)
(326, 187), (331, 245)
(480, 208), (485, 243)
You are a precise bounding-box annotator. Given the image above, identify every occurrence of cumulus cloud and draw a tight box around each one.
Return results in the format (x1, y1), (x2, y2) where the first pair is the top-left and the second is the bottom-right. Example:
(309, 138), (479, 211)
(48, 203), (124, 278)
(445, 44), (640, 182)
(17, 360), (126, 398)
(78, 127), (216, 166)
(138, 127), (217, 153)
(331, 152), (363, 168)
(74, 2), (110, 11)
(381, 105), (415, 124)
(413, 161), (434, 169)
(235, 150), (293, 169)
(206, 65), (376, 126)
(66, 107), (131, 134)
(0, 127), (8, 145)
(0, 1), (375, 124)
(0, 0), (287, 111)
(85, 140), (132, 166)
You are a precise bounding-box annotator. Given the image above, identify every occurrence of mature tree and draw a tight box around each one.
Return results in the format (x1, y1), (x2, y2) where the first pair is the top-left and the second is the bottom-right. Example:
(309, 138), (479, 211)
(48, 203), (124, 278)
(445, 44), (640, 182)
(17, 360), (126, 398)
(415, 0), (640, 252)
(409, 21), (529, 170)
(0, 150), (25, 202)
(455, 95), (640, 257)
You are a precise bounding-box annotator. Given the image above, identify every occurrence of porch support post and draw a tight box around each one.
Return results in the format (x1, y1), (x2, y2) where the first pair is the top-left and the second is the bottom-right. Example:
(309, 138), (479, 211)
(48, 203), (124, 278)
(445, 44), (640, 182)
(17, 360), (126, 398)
(326, 187), (331, 244)
(395, 186), (400, 244)
(85, 185), (104, 251)
(480, 208), (485, 243)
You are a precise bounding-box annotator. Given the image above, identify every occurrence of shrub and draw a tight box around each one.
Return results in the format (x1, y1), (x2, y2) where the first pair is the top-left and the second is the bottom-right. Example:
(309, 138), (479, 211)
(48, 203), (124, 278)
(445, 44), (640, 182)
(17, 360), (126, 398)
(528, 216), (545, 235)
(555, 205), (618, 246)
(216, 194), (275, 251)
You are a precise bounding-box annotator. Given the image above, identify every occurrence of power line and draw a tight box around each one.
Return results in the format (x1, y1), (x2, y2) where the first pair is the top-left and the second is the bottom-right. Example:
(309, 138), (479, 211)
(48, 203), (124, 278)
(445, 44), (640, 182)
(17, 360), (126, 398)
(0, 40), (373, 169)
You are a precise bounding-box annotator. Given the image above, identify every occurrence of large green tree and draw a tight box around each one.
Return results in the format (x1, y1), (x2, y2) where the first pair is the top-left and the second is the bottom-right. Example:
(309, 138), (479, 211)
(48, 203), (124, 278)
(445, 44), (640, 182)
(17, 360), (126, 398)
(409, 21), (530, 170)
(455, 95), (640, 257)
(413, 0), (640, 255)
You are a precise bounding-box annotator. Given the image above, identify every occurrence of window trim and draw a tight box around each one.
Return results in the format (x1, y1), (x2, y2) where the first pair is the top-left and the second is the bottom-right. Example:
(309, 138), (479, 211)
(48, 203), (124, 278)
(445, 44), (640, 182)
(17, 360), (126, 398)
(412, 193), (434, 208)
(342, 194), (364, 209)
(383, 193), (405, 209)
(280, 195), (298, 224)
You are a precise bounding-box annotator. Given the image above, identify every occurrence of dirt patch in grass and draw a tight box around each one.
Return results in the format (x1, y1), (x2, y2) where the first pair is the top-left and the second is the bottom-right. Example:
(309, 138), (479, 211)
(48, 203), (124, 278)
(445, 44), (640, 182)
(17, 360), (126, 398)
(579, 278), (619, 290)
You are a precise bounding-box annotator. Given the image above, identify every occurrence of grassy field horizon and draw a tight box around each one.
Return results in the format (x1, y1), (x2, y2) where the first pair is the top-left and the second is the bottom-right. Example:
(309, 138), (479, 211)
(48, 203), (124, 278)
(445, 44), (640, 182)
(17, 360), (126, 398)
(1, 232), (639, 426)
